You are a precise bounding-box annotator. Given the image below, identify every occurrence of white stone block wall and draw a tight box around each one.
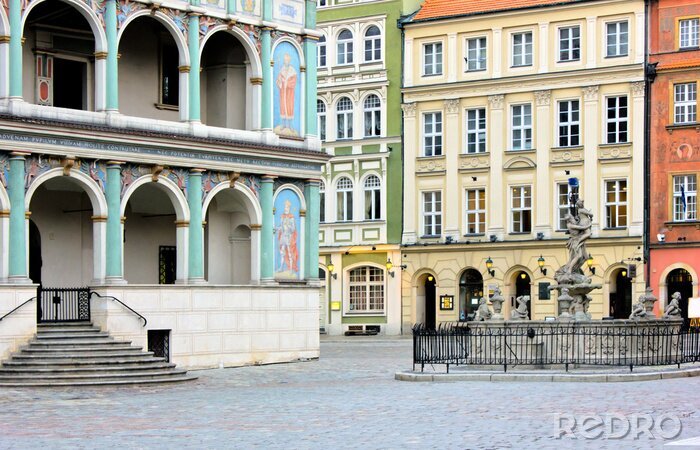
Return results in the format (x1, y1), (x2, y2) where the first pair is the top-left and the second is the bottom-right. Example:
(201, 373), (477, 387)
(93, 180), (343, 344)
(92, 285), (320, 369)
(0, 286), (38, 360)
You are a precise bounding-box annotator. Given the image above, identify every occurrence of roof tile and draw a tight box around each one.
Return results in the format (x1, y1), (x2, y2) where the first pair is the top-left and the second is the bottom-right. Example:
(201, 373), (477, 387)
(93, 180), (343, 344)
(413, 0), (586, 21)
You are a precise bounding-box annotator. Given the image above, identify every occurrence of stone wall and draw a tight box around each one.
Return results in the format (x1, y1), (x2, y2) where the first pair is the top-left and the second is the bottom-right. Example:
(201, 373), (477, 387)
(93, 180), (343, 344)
(0, 286), (38, 360)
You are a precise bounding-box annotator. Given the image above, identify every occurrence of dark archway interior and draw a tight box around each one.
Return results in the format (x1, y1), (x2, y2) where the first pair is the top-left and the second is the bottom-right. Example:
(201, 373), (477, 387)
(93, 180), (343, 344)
(459, 269), (483, 321)
(667, 268), (693, 320)
(610, 270), (632, 319)
(424, 277), (436, 329)
(515, 272), (531, 319)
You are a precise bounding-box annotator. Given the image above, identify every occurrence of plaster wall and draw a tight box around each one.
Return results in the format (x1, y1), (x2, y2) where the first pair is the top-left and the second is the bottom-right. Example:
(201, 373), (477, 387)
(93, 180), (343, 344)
(0, 286), (37, 361)
(123, 210), (176, 284)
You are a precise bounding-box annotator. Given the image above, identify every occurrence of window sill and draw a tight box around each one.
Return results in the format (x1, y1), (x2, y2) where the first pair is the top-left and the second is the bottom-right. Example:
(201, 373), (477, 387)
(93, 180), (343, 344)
(665, 221), (700, 230)
(344, 312), (387, 317)
(678, 46), (700, 52)
(463, 233), (485, 237)
(465, 68), (487, 73)
(599, 142), (631, 148)
(506, 148), (535, 154)
(602, 227), (627, 231)
(666, 123), (700, 132)
(417, 155), (445, 160)
(422, 73), (444, 78)
(551, 145), (584, 151)
(420, 235), (441, 239)
(510, 64), (533, 69)
(509, 232), (532, 235)
(556, 59), (581, 63)
(154, 103), (179, 111)
(604, 54), (629, 59)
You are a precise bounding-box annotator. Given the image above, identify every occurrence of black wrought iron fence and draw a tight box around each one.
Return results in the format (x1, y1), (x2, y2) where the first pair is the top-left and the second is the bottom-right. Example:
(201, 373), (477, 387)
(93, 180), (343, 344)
(37, 287), (91, 323)
(413, 322), (700, 373)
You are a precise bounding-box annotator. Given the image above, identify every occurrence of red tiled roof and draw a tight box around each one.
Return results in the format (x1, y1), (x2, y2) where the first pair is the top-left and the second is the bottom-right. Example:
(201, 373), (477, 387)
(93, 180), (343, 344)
(412, 0), (588, 22)
(657, 58), (700, 71)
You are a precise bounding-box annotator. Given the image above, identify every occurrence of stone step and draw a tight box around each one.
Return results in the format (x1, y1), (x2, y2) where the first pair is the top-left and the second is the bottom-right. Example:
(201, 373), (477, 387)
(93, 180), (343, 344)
(0, 368), (188, 382)
(36, 327), (103, 334)
(28, 338), (124, 346)
(0, 362), (177, 374)
(37, 322), (93, 328)
(12, 350), (154, 359)
(2, 356), (168, 366)
(0, 374), (199, 387)
(35, 332), (111, 340)
(23, 344), (140, 352)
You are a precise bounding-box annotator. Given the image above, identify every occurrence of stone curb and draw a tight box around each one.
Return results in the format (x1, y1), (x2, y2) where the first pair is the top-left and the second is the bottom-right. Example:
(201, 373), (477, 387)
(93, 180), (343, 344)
(394, 367), (700, 383)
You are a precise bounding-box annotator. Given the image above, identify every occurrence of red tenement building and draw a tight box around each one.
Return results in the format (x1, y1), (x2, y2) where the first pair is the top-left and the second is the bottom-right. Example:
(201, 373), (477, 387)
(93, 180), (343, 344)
(648, 0), (700, 318)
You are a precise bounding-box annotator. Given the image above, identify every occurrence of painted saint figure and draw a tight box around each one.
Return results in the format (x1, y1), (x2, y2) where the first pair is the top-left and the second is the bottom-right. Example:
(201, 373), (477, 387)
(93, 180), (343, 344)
(277, 199), (299, 274)
(276, 53), (298, 135)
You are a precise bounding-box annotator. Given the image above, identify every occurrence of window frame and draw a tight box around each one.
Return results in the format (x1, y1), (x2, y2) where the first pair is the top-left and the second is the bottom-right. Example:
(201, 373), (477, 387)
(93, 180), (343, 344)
(318, 35), (327, 68)
(511, 31), (533, 67)
(557, 99), (581, 147)
(556, 182), (573, 231)
(679, 18), (699, 49)
(422, 41), (443, 76)
(336, 96), (354, 140)
(510, 185), (532, 234)
(465, 36), (487, 72)
(317, 99), (326, 141)
(336, 29), (354, 66)
(674, 82), (697, 124)
(422, 190), (442, 237)
(464, 188), (486, 235)
(604, 179), (628, 229)
(346, 265), (386, 314)
(511, 103), (533, 150)
(319, 181), (326, 223)
(336, 176), (354, 222)
(558, 25), (581, 62)
(465, 107), (487, 154)
(605, 95), (628, 144)
(605, 20), (629, 58)
(363, 25), (382, 63)
(363, 174), (382, 221)
(363, 94), (381, 138)
(672, 174), (698, 222)
(422, 111), (443, 157)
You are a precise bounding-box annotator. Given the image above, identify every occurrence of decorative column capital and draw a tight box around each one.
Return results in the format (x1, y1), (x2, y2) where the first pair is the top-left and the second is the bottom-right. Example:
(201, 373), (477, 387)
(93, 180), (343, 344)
(582, 85), (599, 101)
(401, 102), (417, 118)
(189, 168), (206, 175)
(261, 175), (277, 182)
(444, 99), (460, 115)
(631, 81), (645, 98)
(487, 94), (504, 110)
(534, 90), (551, 107)
(250, 77), (263, 85)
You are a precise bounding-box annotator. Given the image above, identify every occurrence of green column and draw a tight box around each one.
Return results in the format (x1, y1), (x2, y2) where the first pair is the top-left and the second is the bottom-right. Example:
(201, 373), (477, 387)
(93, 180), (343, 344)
(227, 0), (235, 14)
(105, 163), (122, 280)
(188, 170), (204, 282)
(303, 37), (317, 137)
(8, 154), (26, 281)
(9, 0), (22, 97)
(105, 0), (119, 110)
(188, 14), (201, 122)
(261, 29), (272, 131)
(304, 180), (320, 280)
(260, 176), (275, 281)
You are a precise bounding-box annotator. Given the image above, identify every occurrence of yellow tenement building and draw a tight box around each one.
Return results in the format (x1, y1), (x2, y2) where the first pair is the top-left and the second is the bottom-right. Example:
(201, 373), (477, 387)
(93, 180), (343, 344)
(399, 0), (646, 329)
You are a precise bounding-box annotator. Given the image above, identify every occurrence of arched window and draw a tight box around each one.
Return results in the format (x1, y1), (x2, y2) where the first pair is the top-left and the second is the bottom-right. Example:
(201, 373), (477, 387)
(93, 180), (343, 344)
(363, 94), (381, 137)
(336, 97), (354, 140)
(318, 35), (327, 67)
(317, 100), (326, 141)
(459, 269), (484, 320)
(319, 180), (326, 223)
(337, 29), (354, 65)
(336, 177), (353, 222)
(364, 175), (381, 220)
(364, 26), (381, 62)
(349, 266), (385, 313)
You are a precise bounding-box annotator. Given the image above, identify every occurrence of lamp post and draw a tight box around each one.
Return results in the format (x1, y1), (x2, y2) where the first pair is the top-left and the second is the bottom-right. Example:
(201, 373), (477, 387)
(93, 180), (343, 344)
(586, 255), (596, 275)
(386, 259), (395, 278)
(537, 255), (547, 276)
(568, 177), (580, 218)
(327, 261), (337, 280)
(485, 257), (495, 277)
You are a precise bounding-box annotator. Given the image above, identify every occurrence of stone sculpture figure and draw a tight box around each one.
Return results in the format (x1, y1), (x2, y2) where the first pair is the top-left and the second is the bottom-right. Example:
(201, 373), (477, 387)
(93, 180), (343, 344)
(490, 287), (505, 320)
(511, 295), (530, 320)
(476, 297), (492, 321)
(555, 199), (593, 285)
(629, 298), (647, 320)
(664, 292), (683, 318)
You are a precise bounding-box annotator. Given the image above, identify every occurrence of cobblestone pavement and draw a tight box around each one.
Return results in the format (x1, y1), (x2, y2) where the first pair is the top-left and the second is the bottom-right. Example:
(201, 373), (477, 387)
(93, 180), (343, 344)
(1, 337), (699, 449)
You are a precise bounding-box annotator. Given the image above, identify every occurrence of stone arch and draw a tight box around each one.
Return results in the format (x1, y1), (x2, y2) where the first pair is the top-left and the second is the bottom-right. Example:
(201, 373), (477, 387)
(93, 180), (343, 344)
(202, 181), (262, 223)
(271, 37), (305, 67)
(117, 10), (189, 66)
(658, 263), (699, 309)
(120, 175), (189, 222)
(21, 0), (108, 52)
(503, 157), (536, 171)
(411, 268), (438, 287)
(0, 181), (10, 211)
(273, 183), (307, 210)
(199, 26), (262, 78)
(503, 264), (533, 287)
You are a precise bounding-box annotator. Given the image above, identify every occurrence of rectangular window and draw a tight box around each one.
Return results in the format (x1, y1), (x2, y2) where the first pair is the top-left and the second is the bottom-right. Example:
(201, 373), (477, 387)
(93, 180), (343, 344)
(673, 175), (697, 221)
(348, 266), (385, 313)
(465, 189), (486, 235)
(512, 32), (533, 67)
(606, 96), (628, 143)
(557, 182), (572, 231)
(606, 21), (629, 57)
(680, 18), (699, 49)
(466, 108), (486, 154)
(605, 180), (628, 228)
(422, 191), (442, 236)
(318, 39), (326, 67)
(319, 188), (325, 223)
(466, 37), (487, 71)
(558, 100), (580, 147)
(160, 43), (179, 107)
(423, 112), (443, 156)
(423, 42), (443, 76)
(511, 104), (532, 150)
(674, 83), (697, 124)
(511, 186), (532, 233)
(559, 26), (581, 62)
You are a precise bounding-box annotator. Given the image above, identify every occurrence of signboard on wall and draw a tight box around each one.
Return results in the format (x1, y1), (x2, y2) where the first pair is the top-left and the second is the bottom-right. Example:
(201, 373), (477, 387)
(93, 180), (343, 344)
(440, 295), (454, 311)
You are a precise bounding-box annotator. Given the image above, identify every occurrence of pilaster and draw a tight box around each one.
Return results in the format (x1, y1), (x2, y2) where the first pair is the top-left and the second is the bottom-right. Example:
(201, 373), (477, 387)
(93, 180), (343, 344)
(534, 90), (552, 237)
(9, 0), (22, 97)
(582, 85), (600, 235)
(260, 176), (275, 281)
(188, 13), (201, 122)
(105, 162), (124, 282)
(105, 0), (119, 110)
(586, 16), (597, 69)
(8, 153), (27, 281)
(188, 169), (205, 283)
(630, 81), (645, 235)
(401, 103), (417, 244)
(444, 99), (460, 240)
(491, 28), (502, 79)
(538, 22), (549, 73)
(304, 180), (320, 280)
(487, 94), (505, 239)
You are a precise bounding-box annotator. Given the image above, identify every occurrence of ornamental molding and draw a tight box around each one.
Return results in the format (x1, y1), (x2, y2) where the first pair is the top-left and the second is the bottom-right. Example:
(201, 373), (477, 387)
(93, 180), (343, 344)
(582, 85), (599, 101)
(401, 102), (417, 118)
(416, 157), (446, 173)
(444, 99), (460, 114)
(631, 81), (645, 98)
(550, 148), (584, 165)
(458, 154), (490, 171)
(598, 144), (633, 162)
(487, 94), (504, 110)
(534, 90), (551, 107)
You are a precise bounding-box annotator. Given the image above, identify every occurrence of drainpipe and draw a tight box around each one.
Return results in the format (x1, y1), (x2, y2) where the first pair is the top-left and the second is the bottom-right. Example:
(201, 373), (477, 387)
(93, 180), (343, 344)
(643, 0), (656, 287)
(398, 16), (406, 335)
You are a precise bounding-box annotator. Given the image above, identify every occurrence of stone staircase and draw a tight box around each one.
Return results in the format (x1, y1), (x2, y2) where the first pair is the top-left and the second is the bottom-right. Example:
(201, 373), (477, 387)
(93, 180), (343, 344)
(0, 322), (197, 387)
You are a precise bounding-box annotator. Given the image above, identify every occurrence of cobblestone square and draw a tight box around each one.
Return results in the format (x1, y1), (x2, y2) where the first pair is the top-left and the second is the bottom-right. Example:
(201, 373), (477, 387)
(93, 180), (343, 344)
(1, 337), (699, 449)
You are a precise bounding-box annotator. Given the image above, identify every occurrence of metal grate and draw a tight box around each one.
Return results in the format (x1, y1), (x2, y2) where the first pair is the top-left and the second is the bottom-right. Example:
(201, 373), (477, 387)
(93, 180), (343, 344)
(148, 329), (170, 362)
(37, 287), (91, 323)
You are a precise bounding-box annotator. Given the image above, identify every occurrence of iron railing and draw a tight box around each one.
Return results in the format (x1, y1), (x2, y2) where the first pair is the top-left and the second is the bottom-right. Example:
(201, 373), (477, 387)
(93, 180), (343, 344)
(37, 287), (91, 323)
(0, 297), (36, 323)
(91, 292), (147, 327)
(413, 322), (700, 373)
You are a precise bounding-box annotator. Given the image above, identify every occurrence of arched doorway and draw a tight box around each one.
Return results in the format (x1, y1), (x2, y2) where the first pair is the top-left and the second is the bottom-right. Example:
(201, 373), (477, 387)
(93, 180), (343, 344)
(609, 269), (632, 319)
(318, 267), (327, 332)
(514, 271), (531, 319)
(459, 269), (483, 321)
(28, 220), (42, 285)
(424, 276), (437, 329)
(667, 268), (692, 319)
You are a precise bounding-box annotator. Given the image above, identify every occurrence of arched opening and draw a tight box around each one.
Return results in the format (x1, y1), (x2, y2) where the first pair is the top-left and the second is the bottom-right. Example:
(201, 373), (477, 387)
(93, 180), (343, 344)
(28, 177), (98, 286)
(459, 269), (483, 321)
(23, 1), (96, 110)
(319, 267), (327, 332)
(123, 183), (178, 284)
(666, 268), (692, 319)
(204, 188), (257, 284)
(415, 273), (437, 329)
(118, 16), (181, 121)
(609, 268), (632, 319)
(200, 31), (250, 130)
(513, 271), (531, 319)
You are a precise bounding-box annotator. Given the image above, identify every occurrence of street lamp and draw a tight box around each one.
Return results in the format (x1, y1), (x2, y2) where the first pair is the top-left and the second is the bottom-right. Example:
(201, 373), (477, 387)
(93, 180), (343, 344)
(537, 255), (547, 276)
(386, 259), (395, 278)
(586, 255), (596, 275)
(327, 261), (337, 280)
(485, 257), (495, 277)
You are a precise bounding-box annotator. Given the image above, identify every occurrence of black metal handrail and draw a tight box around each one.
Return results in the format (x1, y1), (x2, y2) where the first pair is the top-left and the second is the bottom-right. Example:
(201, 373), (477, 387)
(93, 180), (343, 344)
(91, 292), (147, 327)
(0, 297), (36, 323)
(413, 321), (700, 373)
